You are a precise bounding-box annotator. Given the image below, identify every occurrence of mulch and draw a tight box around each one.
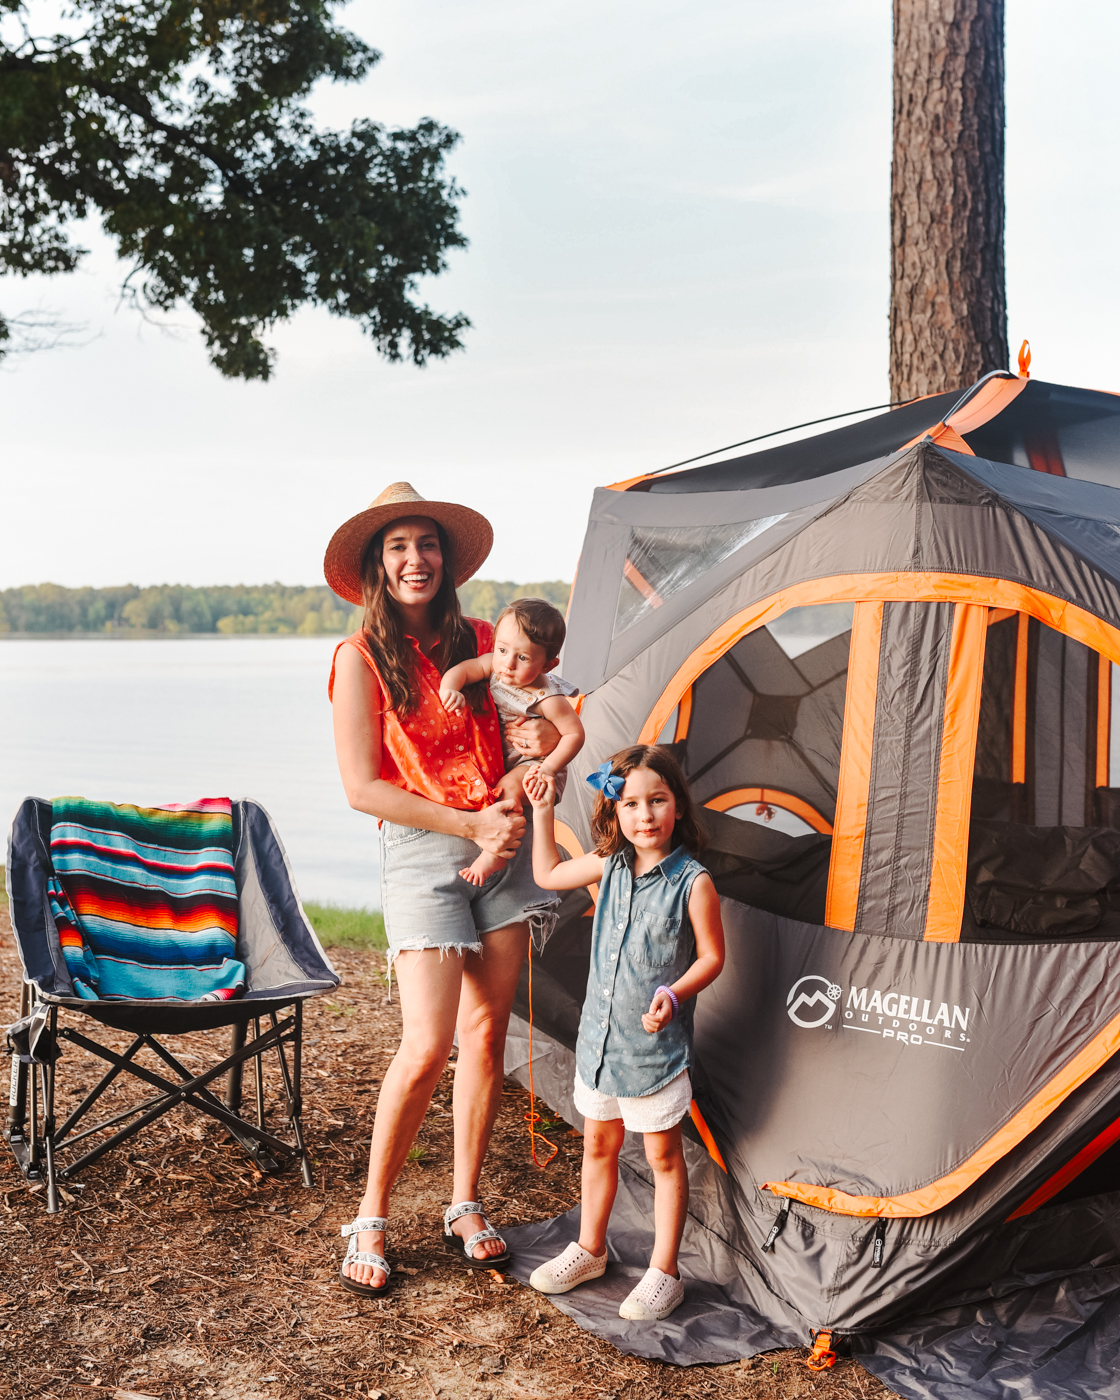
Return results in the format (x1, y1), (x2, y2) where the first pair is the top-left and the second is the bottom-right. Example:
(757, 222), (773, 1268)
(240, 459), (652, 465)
(0, 908), (893, 1400)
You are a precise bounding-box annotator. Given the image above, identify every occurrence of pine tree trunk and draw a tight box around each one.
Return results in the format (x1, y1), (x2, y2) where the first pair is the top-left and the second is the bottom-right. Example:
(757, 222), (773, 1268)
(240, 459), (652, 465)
(890, 0), (1007, 401)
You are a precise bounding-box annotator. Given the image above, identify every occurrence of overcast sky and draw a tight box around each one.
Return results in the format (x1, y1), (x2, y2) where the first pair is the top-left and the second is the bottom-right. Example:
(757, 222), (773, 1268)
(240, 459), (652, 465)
(3, 0), (1119, 590)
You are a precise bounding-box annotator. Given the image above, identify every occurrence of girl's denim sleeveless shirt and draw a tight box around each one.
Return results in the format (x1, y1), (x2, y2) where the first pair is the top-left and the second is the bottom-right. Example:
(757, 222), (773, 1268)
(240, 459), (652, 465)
(575, 844), (706, 1099)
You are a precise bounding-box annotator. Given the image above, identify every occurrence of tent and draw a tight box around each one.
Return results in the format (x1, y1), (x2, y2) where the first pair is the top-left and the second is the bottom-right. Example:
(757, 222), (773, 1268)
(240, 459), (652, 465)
(502, 370), (1120, 1391)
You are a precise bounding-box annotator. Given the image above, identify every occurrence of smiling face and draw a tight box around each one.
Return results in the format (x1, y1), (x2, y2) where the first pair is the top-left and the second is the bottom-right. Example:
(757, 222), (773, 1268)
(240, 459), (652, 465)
(616, 765), (679, 856)
(492, 613), (552, 689)
(380, 516), (444, 610)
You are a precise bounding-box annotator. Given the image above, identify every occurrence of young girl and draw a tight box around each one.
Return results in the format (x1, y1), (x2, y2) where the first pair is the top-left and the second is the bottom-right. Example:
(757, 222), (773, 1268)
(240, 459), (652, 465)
(524, 745), (725, 1321)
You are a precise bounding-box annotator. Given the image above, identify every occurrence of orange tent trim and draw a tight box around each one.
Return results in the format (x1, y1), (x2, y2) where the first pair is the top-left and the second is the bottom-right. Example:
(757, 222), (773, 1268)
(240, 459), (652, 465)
(923, 604), (988, 943)
(824, 601), (884, 931)
(763, 1001), (1120, 1218)
(555, 820), (599, 912)
(1006, 1111), (1120, 1220)
(1012, 611), (1029, 784)
(1097, 655), (1111, 790)
(689, 1101), (728, 1172)
(705, 788), (833, 835)
(638, 573), (1120, 749)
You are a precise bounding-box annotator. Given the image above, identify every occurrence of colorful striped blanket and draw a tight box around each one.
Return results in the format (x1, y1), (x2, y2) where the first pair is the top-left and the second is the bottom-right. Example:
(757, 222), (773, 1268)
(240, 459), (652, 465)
(48, 797), (246, 1002)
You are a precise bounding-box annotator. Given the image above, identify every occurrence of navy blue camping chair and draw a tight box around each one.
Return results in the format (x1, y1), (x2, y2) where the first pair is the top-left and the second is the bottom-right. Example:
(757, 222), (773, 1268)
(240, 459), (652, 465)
(4, 798), (339, 1212)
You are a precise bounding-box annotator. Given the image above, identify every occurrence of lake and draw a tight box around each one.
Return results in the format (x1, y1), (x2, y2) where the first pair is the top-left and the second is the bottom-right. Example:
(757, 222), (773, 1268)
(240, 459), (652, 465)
(0, 636), (379, 908)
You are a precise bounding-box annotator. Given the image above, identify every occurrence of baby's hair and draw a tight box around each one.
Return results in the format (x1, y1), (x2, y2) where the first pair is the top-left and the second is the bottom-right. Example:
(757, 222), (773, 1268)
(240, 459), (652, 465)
(495, 597), (566, 661)
(589, 745), (706, 858)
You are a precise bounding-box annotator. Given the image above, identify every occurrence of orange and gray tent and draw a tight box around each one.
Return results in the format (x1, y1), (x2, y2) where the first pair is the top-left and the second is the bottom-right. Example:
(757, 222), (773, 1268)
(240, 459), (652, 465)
(503, 372), (1120, 1396)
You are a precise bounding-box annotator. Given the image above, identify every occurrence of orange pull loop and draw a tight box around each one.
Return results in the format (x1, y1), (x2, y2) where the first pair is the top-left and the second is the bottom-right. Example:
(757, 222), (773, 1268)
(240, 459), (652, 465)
(524, 943), (558, 1168)
(1018, 339), (1032, 377)
(805, 1331), (837, 1371)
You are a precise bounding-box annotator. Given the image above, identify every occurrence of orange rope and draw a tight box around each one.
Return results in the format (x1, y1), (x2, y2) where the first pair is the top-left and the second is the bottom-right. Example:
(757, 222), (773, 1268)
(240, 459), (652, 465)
(524, 942), (558, 1167)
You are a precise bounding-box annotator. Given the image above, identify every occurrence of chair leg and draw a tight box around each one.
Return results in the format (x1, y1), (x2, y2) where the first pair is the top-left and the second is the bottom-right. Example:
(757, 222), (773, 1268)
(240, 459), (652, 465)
(270, 1005), (313, 1188)
(43, 1008), (59, 1214)
(27, 1041), (41, 1179)
(5, 982), (31, 1148)
(253, 1018), (265, 1129)
(226, 1020), (248, 1111)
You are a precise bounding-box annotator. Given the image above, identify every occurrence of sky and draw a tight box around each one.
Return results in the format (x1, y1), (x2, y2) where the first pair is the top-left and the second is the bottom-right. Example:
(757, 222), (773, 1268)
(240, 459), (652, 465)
(3, 0), (1119, 590)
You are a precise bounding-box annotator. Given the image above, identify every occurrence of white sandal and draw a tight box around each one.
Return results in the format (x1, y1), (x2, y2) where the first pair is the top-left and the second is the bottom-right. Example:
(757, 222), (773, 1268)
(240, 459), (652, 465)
(442, 1201), (512, 1271)
(528, 1241), (608, 1295)
(339, 1215), (392, 1297)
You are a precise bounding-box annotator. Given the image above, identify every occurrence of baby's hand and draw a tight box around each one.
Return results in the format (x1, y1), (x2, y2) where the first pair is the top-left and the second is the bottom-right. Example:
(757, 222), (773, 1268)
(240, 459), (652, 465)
(524, 766), (556, 810)
(642, 989), (675, 1034)
(440, 685), (466, 714)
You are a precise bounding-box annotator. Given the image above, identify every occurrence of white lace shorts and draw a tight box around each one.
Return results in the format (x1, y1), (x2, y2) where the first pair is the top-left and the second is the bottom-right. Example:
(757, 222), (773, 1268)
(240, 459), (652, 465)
(573, 1069), (692, 1134)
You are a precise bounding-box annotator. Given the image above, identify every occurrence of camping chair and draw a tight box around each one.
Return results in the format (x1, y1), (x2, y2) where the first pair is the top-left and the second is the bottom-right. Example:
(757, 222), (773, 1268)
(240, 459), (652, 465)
(4, 797), (340, 1212)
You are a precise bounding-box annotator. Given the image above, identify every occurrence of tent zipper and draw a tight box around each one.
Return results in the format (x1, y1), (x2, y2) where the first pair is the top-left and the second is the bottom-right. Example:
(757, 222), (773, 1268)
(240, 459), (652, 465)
(763, 1196), (791, 1252)
(872, 1216), (888, 1266)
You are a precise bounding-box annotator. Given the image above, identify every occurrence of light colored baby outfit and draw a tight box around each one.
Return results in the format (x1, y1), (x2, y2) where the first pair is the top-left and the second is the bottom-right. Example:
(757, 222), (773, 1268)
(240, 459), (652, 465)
(490, 671), (579, 796)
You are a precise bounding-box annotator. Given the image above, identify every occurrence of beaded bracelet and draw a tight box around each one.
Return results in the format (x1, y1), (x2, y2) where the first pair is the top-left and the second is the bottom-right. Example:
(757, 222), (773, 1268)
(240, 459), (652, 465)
(655, 984), (679, 1020)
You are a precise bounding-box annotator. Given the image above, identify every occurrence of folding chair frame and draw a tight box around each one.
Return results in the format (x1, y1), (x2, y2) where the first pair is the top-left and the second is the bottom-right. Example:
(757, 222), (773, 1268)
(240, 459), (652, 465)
(6, 980), (316, 1213)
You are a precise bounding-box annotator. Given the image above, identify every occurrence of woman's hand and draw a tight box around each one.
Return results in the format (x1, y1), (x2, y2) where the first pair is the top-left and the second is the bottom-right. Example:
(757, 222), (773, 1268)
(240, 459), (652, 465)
(504, 714), (560, 761)
(465, 799), (526, 858)
(524, 766), (556, 812)
(642, 989), (675, 1035)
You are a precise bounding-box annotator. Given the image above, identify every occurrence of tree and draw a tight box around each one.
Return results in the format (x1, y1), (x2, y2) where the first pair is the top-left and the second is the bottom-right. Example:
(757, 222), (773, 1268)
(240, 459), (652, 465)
(890, 0), (1007, 400)
(0, 0), (470, 379)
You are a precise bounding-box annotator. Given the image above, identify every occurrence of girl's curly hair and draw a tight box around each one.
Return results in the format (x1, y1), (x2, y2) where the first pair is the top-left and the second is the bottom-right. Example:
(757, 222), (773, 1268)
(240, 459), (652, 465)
(589, 745), (706, 858)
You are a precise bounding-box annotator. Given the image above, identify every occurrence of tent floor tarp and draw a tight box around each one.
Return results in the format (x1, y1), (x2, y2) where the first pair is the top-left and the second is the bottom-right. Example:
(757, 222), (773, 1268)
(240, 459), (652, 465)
(852, 1266), (1120, 1400)
(502, 1022), (1120, 1396)
(505, 1195), (1120, 1398)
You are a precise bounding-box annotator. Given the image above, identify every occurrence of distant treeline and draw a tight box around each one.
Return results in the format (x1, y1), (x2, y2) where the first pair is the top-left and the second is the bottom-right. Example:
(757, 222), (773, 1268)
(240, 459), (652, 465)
(0, 580), (571, 635)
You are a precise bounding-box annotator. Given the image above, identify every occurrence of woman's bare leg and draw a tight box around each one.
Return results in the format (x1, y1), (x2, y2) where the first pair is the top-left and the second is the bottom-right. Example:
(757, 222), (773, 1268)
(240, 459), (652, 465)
(577, 1117), (625, 1257)
(448, 921), (529, 1260)
(344, 948), (465, 1288)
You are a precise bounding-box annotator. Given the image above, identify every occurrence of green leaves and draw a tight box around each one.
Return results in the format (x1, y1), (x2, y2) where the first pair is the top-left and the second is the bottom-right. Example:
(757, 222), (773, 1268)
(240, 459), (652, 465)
(0, 0), (470, 378)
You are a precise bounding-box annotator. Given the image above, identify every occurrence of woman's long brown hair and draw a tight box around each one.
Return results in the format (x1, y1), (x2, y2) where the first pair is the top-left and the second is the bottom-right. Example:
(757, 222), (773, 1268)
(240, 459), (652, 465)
(359, 521), (487, 713)
(589, 745), (707, 858)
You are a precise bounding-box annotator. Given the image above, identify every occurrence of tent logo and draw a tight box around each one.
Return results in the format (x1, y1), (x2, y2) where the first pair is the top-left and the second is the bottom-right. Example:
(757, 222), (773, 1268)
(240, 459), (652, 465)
(786, 975), (842, 1029)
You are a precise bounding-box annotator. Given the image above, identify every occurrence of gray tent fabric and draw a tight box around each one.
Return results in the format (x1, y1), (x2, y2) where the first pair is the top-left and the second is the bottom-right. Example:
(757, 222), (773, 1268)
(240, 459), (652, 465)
(852, 1263), (1120, 1400)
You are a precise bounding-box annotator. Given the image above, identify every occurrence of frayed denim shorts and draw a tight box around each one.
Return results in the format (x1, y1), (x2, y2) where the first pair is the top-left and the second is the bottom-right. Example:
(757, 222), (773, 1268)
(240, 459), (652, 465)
(378, 814), (559, 967)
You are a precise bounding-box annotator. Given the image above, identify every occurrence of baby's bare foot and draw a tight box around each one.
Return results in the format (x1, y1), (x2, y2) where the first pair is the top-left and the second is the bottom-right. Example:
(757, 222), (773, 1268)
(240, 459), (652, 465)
(460, 852), (507, 885)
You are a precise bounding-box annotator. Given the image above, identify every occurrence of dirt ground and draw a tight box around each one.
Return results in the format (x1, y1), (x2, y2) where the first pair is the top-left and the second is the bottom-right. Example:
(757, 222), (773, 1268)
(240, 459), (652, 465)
(0, 910), (894, 1400)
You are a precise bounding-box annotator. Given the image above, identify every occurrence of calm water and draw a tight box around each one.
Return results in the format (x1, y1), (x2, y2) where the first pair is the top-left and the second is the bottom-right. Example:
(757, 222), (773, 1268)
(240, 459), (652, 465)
(0, 637), (379, 908)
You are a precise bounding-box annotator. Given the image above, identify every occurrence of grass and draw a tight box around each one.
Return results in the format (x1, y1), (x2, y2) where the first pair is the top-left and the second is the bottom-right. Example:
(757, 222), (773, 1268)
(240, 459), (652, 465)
(303, 900), (386, 950)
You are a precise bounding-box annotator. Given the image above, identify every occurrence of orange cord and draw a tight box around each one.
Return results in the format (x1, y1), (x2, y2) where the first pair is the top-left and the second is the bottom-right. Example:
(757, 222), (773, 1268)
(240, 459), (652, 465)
(524, 942), (558, 1167)
(805, 1331), (837, 1370)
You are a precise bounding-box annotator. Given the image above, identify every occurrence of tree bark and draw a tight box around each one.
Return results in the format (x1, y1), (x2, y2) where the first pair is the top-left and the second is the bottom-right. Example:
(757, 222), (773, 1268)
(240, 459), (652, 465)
(890, 0), (1007, 401)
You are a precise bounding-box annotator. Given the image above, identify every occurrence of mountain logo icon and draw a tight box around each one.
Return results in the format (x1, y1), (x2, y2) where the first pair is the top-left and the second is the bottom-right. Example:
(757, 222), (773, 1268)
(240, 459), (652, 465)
(786, 975), (842, 1029)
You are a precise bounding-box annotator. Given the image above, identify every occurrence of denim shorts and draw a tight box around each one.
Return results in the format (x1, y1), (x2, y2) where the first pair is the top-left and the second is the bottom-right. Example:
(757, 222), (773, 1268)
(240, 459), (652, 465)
(378, 814), (559, 966)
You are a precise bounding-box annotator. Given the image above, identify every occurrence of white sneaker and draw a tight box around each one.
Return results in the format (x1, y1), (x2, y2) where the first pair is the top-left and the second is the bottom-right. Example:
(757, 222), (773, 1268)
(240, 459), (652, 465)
(528, 1242), (608, 1295)
(618, 1266), (685, 1320)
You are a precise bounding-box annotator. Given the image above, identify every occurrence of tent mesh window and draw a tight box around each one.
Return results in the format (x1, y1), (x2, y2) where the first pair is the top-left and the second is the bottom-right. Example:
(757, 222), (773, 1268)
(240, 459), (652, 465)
(613, 516), (787, 637)
(965, 611), (1120, 942)
(669, 602), (853, 926)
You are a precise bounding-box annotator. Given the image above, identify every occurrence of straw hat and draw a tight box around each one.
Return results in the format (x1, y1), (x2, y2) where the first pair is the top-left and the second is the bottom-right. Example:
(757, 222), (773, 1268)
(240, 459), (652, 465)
(324, 482), (493, 605)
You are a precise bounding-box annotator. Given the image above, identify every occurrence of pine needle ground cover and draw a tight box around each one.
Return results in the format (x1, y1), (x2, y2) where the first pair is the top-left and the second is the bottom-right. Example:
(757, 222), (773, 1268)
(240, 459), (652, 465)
(0, 902), (889, 1400)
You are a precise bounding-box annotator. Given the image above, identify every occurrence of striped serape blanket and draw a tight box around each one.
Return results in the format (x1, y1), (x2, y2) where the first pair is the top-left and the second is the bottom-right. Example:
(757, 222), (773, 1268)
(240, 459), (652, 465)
(48, 796), (246, 1002)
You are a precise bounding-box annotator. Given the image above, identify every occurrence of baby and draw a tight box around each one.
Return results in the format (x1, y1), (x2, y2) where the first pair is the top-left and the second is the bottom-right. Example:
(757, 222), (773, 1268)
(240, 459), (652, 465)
(440, 597), (585, 886)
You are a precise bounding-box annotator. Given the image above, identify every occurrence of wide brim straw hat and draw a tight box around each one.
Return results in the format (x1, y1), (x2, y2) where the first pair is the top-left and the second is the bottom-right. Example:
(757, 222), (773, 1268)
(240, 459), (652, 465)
(324, 482), (494, 605)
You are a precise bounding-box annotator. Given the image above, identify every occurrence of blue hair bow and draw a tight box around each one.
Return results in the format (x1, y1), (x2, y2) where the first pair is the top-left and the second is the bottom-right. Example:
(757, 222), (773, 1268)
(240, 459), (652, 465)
(586, 762), (625, 801)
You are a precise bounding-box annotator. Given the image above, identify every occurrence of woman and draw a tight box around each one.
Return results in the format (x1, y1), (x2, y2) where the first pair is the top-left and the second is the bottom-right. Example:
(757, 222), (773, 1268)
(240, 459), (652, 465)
(326, 481), (561, 1296)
